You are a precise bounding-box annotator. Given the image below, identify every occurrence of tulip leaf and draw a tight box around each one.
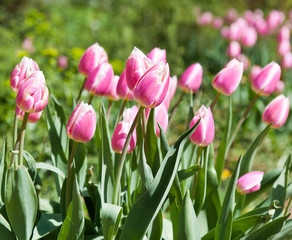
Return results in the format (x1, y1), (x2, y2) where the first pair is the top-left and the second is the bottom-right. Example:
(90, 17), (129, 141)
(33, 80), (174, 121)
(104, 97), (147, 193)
(215, 155), (242, 240)
(5, 166), (38, 240)
(177, 164), (201, 181)
(149, 210), (163, 240)
(0, 213), (14, 240)
(0, 139), (7, 205)
(58, 174), (85, 240)
(159, 123), (169, 158)
(178, 191), (200, 240)
(36, 162), (66, 179)
(22, 150), (37, 182)
(144, 108), (161, 175)
(239, 124), (270, 177)
(119, 120), (200, 240)
(102, 203), (123, 240)
(74, 142), (87, 190)
(162, 218), (173, 240)
(241, 215), (289, 240)
(32, 213), (62, 239)
(269, 219), (292, 240)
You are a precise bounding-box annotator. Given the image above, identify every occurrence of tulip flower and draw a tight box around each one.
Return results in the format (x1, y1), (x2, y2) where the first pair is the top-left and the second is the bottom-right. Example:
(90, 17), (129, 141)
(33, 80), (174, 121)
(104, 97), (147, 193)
(254, 18), (269, 35)
(126, 47), (153, 91)
(57, 55), (68, 69)
(15, 107), (42, 123)
(111, 120), (137, 154)
(213, 17), (223, 29)
(16, 71), (49, 113)
(10, 56), (39, 92)
(133, 62), (170, 108)
(197, 12), (213, 25)
(262, 94), (289, 129)
(78, 43), (108, 77)
(212, 58), (243, 96)
(163, 75), (177, 110)
(123, 105), (139, 123)
(154, 104), (168, 137)
(277, 40), (290, 56)
(251, 61), (281, 96)
(228, 22), (242, 41)
(227, 41), (241, 58)
(236, 171), (264, 194)
(275, 81), (285, 93)
(244, 10), (255, 25)
(278, 25), (290, 42)
(221, 27), (230, 40)
(281, 52), (292, 69)
(249, 65), (262, 83)
(225, 8), (238, 23)
(189, 105), (215, 146)
(178, 63), (203, 93)
(147, 47), (167, 64)
(106, 75), (120, 101)
(266, 10), (285, 33)
(116, 70), (133, 100)
(241, 27), (257, 47)
(237, 54), (250, 71)
(84, 62), (114, 96)
(66, 101), (96, 143)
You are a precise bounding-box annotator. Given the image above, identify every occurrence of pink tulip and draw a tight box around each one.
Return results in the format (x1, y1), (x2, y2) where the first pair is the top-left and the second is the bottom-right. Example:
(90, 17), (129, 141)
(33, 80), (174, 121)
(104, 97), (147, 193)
(197, 12), (213, 25)
(278, 26), (290, 42)
(116, 70), (133, 100)
(178, 63), (202, 94)
(66, 101), (96, 143)
(106, 75), (120, 101)
(281, 52), (292, 69)
(57, 55), (68, 69)
(212, 58), (243, 96)
(123, 105), (139, 123)
(111, 120), (137, 154)
(225, 8), (238, 23)
(277, 40), (291, 56)
(15, 107), (42, 123)
(244, 10), (255, 26)
(236, 54), (250, 71)
(22, 38), (35, 53)
(213, 17), (223, 29)
(221, 27), (230, 40)
(10, 56), (39, 92)
(227, 41), (241, 58)
(78, 43), (108, 77)
(154, 104), (168, 137)
(236, 171), (264, 194)
(189, 105), (215, 147)
(241, 27), (257, 47)
(249, 65), (262, 83)
(266, 10), (285, 33)
(147, 47), (167, 64)
(255, 18), (269, 35)
(275, 80), (285, 93)
(163, 75), (177, 110)
(84, 62), (114, 96)
(16, 71), (49, 113)
(133, 62), (170, 108)
(251, 61), (281, 96)
(228, 22), (242, 41)
(262, 94), (289, 129)
(126, 47), (152, 91)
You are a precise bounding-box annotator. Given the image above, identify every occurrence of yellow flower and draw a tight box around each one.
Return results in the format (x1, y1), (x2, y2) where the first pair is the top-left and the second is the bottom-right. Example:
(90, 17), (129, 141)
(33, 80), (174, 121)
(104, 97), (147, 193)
(221, 168), (232, 180)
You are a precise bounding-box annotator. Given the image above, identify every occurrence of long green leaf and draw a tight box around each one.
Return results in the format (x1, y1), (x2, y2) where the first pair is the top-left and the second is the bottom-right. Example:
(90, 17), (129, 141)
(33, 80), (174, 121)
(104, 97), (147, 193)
(178, 191), (200, 240)
(32, 213), (62, 239)
(5, 166), (38, 240)
(177, 164), (201, 181)
(149, 210), (163, 240)
(215, 156), (242, 240)
(269, 219), (292, 240)
(102, 203), (123, 240)
(120, 120), (200, 240)
(36, 162), (65, 179)
(0, 139), (7, 205)
(0, 213), (15, 240)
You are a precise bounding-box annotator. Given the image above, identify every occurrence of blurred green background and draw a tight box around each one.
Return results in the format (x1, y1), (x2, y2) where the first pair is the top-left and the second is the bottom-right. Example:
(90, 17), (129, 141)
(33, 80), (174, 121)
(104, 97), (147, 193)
(0, 0), (291, 185)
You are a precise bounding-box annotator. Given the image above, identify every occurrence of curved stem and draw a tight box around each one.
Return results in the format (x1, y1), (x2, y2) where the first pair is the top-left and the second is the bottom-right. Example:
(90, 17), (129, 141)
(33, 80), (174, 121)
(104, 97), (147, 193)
(18, 113), (29, 166)
(226, 94), (259, 154)
(210, 92), (221, 111)
(284, 196), (292, 216)
(168, 91), (185, 130)
(66, 141), (78, 211)
(191, 146), (202, 200)
(88, 95), (94, 105)
(76, 77), (86, 103)
(107, 100), (113, 120)
(141, 108), (147, 138)
(116, 100), (127, 125)
(112, 106), (144, 205)
(11, 113), (18, 167)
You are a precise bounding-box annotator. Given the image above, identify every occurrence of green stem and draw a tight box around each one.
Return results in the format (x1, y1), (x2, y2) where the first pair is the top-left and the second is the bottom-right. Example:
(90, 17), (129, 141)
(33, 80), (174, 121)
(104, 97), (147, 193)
(117, 100), (127, 124)
(107, 100), (113, 120)
(112, 106), (144, 205)
(191, 146), (202, 200)
(226, 94), (259, 154)
(76, 77), (86, 103)
(11, 113), (18, 168)
(18, 113), (29, 166)
(88, 95), (94, 105)
(210, 92), (221, 111)
(66, 141), (78, 211)
(168, 91), (185, 129)
(284, 196), (292, 216)
(141, 108), (147, 138)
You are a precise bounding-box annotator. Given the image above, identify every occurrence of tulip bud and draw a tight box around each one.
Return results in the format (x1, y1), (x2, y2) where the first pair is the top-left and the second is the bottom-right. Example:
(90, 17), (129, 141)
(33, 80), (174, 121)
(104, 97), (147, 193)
(189, 105), (215, 146)
(10, 56), (39, 92)
(106, 75), (120, 101)
(275, 80), (285, 93)
(213, 17), (223, 29)
(255, 18), (269, 35)
(116, 70), (133, 100)
(249, 65), (262, 83)
(262, 94), (289, 129)
(15, 107), (42, 123)
(111, 120), (137, 154)
(163, 75), (177, 110)
(123, 105), (139, 123)
(78, 43), (108, 77)
(84, 62), (114, 96)
(126, 47), (153, 91)
(236, 171), (264, 194)
(66, 101), (96, 143)
(277, 40), (291, 56)
(282, 52), (292, 69)
(212, 58), (243, 96)
(178, 63), (203, 93)
(221, 27), (230, 40)
(227, 41), (241, 58)
(225, 8), (238, 23)
(133, 62), (170, 108)
(197, 12), (213, 25)
(147, 47), (167, 64)
(266, 10), (285, 33)
(278, 25), (290, 42)
(57, 55), (68, 69)
(251, 61), (281, 96)
(228, 22), (242, 41)
(244, 10), (255, 25)
(241, 27), (257, 47)
(16, 71), (49, 113)
(154, 104), (168, 137)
